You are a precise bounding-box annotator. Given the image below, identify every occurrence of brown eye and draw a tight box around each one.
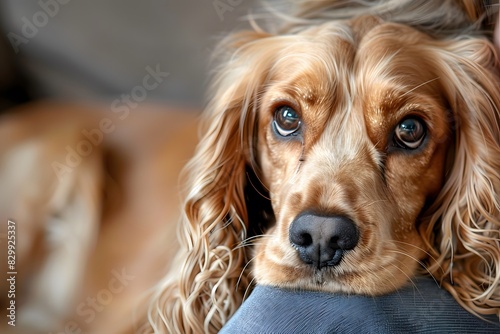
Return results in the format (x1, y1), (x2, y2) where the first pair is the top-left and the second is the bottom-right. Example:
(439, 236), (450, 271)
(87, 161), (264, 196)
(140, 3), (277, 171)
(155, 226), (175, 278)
(274, 106), (301, 136)
(394, 118), (426, 149)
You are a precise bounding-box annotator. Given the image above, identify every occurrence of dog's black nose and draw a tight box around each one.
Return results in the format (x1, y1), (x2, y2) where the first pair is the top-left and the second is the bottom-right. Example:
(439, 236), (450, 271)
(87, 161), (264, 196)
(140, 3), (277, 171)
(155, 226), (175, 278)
(289, 213), (359, 269)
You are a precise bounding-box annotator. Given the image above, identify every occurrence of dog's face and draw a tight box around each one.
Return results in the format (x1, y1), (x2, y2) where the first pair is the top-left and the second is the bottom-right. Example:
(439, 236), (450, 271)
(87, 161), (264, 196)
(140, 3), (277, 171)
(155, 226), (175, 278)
(253, 21), (453, 294)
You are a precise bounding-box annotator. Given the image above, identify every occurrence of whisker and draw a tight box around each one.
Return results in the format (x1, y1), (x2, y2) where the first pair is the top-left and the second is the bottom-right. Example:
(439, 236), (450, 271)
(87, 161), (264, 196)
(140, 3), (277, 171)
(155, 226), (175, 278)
(400, 77), (440, 97)
(387, 248), (439, 287)
(237, 255), (259, 291)
(243, 276), (258, 301)
(361, 199), (390, 208)
(390, 240), (434, 258)
(387, 262), (423, 301)
(390, 240), (446, 275)
(233, 234), (271, 251)
(246, 171), (271, 200)
(371, 255), (421, 301)
(370, 262), (400, 298)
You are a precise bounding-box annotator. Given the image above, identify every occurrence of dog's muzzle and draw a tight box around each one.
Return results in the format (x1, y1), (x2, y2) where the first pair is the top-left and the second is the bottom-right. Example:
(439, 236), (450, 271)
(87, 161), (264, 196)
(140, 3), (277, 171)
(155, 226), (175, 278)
(289, 213), (359, 269)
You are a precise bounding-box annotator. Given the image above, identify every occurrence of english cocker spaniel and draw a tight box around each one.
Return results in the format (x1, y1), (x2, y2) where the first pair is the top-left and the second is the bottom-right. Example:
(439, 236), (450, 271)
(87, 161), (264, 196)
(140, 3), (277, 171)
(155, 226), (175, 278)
(147, 1), (500, 333)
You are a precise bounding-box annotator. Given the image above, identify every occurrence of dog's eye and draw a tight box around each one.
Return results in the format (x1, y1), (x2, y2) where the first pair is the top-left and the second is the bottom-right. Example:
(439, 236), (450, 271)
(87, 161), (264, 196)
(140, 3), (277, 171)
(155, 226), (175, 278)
(394, 118), (426, 149)
(274, 106), (301, 136)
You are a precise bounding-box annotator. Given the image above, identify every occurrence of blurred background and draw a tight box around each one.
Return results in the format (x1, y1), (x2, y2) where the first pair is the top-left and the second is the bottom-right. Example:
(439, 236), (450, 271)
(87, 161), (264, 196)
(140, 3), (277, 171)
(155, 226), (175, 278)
(0, 0), (270, 110)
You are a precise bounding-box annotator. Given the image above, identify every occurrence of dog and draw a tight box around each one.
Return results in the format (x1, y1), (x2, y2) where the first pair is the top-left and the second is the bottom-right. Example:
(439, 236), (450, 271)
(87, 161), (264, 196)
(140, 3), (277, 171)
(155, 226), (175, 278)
(145, 1), (500, 333)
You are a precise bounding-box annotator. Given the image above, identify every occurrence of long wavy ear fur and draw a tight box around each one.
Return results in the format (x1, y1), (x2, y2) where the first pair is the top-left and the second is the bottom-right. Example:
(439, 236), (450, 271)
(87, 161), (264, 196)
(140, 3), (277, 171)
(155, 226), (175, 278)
(145, 31), (274, 334)
(420, 36), (500, 318)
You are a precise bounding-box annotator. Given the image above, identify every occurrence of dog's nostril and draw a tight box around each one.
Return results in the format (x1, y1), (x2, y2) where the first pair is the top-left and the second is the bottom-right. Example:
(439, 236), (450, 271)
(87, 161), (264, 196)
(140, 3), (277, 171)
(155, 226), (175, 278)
(289, 213), (359, 268)
(295, 232), (313, 247)
(328, 236), (339, 248)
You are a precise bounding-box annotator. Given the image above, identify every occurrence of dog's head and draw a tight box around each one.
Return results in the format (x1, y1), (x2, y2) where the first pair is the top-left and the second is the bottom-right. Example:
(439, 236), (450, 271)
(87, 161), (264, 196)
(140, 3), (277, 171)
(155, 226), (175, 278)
(148, 1), (500, 332)
(251, 18), (457, 294)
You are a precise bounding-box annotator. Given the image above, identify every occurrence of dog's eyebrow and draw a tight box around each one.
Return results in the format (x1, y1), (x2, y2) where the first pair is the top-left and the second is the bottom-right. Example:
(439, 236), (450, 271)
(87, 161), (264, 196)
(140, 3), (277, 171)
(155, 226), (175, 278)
(277, 84), (332, 110)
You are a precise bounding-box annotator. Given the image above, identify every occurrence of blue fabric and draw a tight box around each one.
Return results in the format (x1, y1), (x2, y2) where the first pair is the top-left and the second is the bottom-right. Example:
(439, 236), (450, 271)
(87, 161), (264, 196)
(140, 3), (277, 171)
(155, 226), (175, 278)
(220, 277), (500, 334)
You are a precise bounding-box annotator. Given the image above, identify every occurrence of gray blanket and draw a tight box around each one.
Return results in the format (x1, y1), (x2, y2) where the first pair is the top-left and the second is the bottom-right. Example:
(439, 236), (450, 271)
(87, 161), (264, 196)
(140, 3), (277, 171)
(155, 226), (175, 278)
(220, 277), (500, 334)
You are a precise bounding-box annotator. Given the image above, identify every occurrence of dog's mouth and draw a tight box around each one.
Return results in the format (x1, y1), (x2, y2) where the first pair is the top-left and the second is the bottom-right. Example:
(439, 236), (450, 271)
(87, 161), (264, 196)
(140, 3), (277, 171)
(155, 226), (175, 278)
(301, 262), (361, 291)
(313, 270), (327, 285)
(292, 245), (346, 270)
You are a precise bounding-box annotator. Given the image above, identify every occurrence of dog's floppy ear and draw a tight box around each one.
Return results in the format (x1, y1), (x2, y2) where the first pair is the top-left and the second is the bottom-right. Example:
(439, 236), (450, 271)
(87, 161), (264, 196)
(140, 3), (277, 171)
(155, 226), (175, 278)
(146, 31), (274, 333)
(421, 37), (500, 318)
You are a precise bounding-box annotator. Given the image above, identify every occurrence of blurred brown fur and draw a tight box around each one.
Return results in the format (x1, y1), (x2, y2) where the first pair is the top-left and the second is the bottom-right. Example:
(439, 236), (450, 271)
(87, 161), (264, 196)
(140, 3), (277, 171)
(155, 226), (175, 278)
(0, 101), (198, 333)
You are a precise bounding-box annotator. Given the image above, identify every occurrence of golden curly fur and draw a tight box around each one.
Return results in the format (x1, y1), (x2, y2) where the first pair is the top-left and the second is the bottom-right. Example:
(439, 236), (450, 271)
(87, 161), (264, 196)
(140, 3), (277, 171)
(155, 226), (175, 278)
(146, 1), (500, 332)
